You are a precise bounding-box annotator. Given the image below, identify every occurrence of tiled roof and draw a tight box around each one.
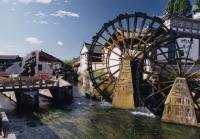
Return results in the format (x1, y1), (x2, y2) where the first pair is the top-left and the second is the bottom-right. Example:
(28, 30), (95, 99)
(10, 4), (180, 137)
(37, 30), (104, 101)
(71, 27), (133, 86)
(39, 51), (63, 63)
(0, 55), (22, 62)
(84, 42), (104, 54)
(162, 14), (200, 24)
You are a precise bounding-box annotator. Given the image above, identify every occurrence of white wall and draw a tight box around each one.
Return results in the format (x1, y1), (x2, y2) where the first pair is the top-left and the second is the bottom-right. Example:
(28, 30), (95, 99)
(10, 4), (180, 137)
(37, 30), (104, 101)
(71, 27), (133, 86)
(109, 47), (121, 77)
(177, 38), (199, 60)
(80, 54), (88, 74)
(157, 38), (199, 62)
(193, 12), (200, 20)
(22, 50), (62, 75)
(37, 62), (62, 75)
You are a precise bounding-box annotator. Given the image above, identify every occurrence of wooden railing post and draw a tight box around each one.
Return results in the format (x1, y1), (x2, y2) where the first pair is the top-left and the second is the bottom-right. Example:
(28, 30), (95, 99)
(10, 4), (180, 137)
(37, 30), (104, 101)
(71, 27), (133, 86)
(40, 78), (42, 88)
(11, 78), (14, 89)
(45, 80), (48, 88)
(19, 77), (22, 89)
(27, 77), (30, 89)
(57, 80), (59, 87)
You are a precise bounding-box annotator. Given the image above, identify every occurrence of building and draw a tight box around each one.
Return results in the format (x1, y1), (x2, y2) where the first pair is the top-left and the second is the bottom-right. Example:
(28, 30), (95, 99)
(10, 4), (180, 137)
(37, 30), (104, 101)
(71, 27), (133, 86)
(79, 42), (105, 87)
(0, 55), (22, 72)
(192, 3), (200, 20)
(79, 42), (104, 74)
(162, 13), (200, 62)
(22, 50), (63, 76)
(163, 14), (200, 36)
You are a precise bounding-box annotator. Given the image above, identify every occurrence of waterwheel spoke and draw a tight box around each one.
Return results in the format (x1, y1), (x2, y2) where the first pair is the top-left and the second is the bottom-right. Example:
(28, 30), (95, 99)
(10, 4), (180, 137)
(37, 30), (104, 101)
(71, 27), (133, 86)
(130, 16), (138, 49)
(125, 15), (130, 38)
(96, 69), (120, 87)
(109, 58), (121, 61)
(111, 22), (117, 32)
(157, 47), (177, 74)
(145, 24), (163, 43)
(156, 47), (185, 56)
(185, 62), (198, 76)
(96, 42), (122, 58)
(102, 80), (116, 98)
(154, 97), (166, 111)
(138, 17), (146, 36)
(146, 54), (176, 77)
(92, 64), (120, 73)
(187, 63), (200, 77)
(99, 34), (119, 49)
(143, 83), (172, 101)
(102, 80), (115, 92)
(183, 38), (193, 74)
(137, 18), (155, 47)
(175, 40), (182, 75)
(94, 72), (109, 80)
(104, 28), (120, 47)
(143, 18), (155, 37)
(133, 16), (137, 35)
(117, 18), (127, 51)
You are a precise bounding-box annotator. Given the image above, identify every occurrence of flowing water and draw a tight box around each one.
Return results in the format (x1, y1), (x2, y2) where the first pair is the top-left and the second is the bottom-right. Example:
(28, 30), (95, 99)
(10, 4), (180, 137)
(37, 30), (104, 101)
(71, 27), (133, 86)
(1, 86), (200, 139)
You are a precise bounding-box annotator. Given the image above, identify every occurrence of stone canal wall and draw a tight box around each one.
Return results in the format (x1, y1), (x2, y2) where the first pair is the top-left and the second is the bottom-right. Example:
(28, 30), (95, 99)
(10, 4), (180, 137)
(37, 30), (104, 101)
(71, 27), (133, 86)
(2, 92), (17, 103)
(1, 112), (16, 138)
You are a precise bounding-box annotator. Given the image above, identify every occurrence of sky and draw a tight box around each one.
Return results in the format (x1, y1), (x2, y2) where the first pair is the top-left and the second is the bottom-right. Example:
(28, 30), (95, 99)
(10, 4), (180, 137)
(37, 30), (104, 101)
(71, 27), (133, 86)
(0, 0), (197, 60)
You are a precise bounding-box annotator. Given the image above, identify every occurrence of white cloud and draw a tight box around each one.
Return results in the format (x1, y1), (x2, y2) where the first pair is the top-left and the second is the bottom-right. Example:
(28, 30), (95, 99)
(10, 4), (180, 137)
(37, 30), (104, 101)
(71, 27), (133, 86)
(36, 0), (52, 4)
(57, 41), (63, 46)
(24, 11), (31, 16)
(12, 2), (17, 5)
(25, 37), (43, 45)
(51, 10), (80, 18)
(1, 0), (9, 3)
(53, 22), (60, 25)
(18, 0), (52, 4)
(35, 11), (47, 17)
(39, 20), (48, 24)
(64, 0), (69, 3)
(32, 19), (49, 24)
(10, 7), (15, 11)
(18, 0), (32, 4)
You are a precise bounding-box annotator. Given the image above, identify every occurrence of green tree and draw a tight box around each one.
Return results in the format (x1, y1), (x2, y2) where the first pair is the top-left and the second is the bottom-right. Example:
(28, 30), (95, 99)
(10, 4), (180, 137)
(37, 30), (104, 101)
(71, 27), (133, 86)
(195, 0), (200, 12)
(174, 0), (191, 16)
(173, 0), (181, 14)
(62, 59), (73, 72)
(197, 0), (200, 6)
(164, 0), (191, 16)
(164, 0), (175, 14)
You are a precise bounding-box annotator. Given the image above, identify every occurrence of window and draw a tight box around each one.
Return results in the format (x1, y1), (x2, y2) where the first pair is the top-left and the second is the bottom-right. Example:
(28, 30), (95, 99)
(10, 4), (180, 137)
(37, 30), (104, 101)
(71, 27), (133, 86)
(38, 64), (42, 71)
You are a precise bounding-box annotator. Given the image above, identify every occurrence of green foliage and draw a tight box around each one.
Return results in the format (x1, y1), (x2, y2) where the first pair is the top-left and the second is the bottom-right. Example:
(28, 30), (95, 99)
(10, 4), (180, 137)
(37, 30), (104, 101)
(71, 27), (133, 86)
(194, 0), (200, 12)
(93, 70), (107, 83)
(197, 0), (200, 6)
(173, 0), (181, 14)
(178, 0), (191, 16)
(78, 71), (89, 84)
(62, 59), (73, 72)
(164, 0), (191, 16)
(164, 0), (175, 14)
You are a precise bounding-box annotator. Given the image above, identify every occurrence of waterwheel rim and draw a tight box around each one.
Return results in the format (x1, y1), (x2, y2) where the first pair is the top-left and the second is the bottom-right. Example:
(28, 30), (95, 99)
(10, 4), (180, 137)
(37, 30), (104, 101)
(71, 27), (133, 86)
(88, 12), (169, 100)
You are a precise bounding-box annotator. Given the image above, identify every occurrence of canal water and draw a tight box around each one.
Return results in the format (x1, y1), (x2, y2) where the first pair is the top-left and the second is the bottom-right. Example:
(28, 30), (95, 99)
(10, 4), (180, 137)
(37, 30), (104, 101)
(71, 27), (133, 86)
(1, 86), (200, 139)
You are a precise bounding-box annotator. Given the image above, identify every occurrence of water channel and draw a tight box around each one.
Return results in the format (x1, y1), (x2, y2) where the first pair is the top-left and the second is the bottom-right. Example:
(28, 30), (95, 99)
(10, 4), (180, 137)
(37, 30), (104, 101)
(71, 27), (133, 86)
(0, 86), (200, 139)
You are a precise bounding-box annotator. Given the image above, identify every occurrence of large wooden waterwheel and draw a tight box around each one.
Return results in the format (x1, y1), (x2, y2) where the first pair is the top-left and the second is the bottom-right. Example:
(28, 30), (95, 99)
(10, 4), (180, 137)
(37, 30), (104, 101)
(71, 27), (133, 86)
(136, 34), (200, 125)
(88, 12), (169, 108)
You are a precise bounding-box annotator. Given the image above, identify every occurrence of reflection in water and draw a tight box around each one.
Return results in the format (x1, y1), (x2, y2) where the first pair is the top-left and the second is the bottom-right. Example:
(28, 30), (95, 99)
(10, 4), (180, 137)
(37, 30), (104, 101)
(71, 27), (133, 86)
(1, 86), (200, 139)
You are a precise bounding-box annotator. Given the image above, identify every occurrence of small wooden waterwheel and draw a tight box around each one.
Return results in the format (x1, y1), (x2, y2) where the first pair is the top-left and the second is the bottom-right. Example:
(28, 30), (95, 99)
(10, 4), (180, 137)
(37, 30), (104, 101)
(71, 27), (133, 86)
(136, 34), (200, 126)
